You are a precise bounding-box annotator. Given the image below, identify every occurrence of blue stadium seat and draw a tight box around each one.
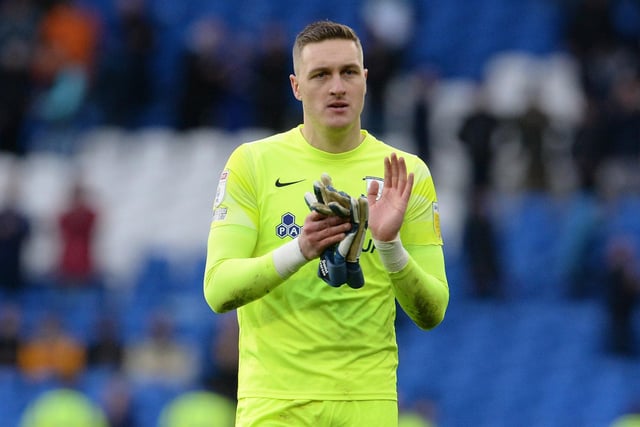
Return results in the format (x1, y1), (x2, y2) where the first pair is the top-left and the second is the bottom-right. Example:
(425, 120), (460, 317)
(494, 192), (563, 298)
(131, 382), (188, 427)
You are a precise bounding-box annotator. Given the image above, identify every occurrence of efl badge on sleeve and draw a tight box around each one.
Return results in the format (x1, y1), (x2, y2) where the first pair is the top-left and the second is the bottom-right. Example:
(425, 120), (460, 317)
(214, 169), (229, 209)
(433, 202), (442, 242)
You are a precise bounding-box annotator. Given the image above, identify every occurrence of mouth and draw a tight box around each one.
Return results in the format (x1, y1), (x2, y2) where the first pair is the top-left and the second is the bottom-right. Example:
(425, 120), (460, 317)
(327, 101), (349, 111)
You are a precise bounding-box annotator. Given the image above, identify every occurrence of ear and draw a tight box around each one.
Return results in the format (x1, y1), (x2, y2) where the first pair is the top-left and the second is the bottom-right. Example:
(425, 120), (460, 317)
(290, 74), (302, 101)
(363, 68), (368, 95)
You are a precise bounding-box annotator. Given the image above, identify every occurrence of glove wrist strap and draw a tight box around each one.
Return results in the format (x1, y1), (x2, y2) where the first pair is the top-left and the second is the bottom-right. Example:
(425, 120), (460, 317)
(374, 236), (409, 273)
(273, 237), (308, 278)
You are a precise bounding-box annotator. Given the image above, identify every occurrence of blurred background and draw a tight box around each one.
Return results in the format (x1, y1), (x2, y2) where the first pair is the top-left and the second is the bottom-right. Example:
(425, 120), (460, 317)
(1, 0), (640, 426)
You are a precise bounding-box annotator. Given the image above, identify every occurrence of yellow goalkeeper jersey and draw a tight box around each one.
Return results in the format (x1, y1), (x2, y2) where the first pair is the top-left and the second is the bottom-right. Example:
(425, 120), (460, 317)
(206, 125), (444, 401)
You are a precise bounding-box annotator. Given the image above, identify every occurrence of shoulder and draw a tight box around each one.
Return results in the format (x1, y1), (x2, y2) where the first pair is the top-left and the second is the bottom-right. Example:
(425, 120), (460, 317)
(243, 127), (302, 149)
(363, 131), (429, 175)
(227, 127), (297, 162)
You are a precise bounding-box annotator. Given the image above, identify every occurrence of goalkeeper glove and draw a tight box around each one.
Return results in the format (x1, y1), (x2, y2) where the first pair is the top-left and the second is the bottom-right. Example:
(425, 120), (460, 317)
(339, 195), (368, 288)
(305, 173), (351, 217)
(304, 174), (369, 288)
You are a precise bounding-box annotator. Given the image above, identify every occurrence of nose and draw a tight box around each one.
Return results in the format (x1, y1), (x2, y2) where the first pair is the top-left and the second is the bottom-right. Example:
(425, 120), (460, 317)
(329, 74), (346, 96)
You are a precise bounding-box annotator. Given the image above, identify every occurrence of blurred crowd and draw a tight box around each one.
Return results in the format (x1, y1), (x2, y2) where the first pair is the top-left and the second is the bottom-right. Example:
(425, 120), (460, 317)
(0, 0), (417, 154)
(1, 0), (640, 425)
(455, 0), (640, 358)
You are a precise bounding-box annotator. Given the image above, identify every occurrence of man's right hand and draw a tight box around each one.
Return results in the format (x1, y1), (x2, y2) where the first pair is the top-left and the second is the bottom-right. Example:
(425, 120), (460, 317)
(298, 210), (351, 260)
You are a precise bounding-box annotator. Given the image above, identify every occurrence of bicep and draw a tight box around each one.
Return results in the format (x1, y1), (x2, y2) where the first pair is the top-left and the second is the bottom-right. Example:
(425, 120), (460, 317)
(204, 223), (258, 276)
(203, 224), (283, 313)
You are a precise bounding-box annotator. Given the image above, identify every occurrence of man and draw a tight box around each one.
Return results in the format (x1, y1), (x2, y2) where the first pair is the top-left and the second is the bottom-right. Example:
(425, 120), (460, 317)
(0, 177), (31, 296)
(203, 20), (449, 426)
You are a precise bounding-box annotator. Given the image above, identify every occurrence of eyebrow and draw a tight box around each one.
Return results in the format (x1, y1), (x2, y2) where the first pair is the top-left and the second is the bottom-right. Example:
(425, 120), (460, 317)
(306, 62), (361, 76)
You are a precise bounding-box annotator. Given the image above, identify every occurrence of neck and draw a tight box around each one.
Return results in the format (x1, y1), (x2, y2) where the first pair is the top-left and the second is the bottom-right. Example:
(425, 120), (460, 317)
(300, 123), (363, 153)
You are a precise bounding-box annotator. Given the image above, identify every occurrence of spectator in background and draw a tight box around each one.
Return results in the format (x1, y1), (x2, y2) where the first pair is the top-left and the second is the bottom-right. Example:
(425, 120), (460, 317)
(250, 21), (292, 132)
(398, 413), (435, 427)
(462, 188), (502, 299)
(0, 174), (31, 297)
(0, 304), (23, 366)
(176, 17), (230, 130)
(610, 413), (640, 427)
(570, 95), (607, 194)
(604, 73), (640, 161)
(458, 92), (499, 193)
(203, 311), (238, 403)
(158, 390), (236, 427)
(218, 33), (255, 131)
(603, 235), (640, 357)
(17, 312), (87, 383)
(123, 311), (198, 386)
(0, 0), (42, 155)
(92, 0), (155, 128)
(610, 399), (640, 427)
(99, 375), (135, 427)
(564, 0), (640, 145)
(29, 0), (100, 152)
(410, 66), (437, 165)
(87, 315), (124, 370)
(515, 102), (552, 192)
(31, 0), (100, 96)
(19, 388), (108, 427)
(458, 93), (503, 299)
(360, 0), (413, 136)
(399, 397), (438, 427)
(563, 95), (607, 299)
(55, 180), (99, 287)
(565, 0), (618, 100)
(596, 73), (640, 197)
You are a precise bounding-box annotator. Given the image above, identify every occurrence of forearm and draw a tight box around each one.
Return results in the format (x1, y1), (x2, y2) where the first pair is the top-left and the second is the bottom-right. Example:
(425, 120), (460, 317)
(377, 240), (449, 329)
(204, 253), (284, 313)
(390, 256), (449, 330)
(203, 225), (307, 313)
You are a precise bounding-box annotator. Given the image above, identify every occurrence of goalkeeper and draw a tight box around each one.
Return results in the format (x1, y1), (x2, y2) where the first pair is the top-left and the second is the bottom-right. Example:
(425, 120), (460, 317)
(203, 20), (449, 427)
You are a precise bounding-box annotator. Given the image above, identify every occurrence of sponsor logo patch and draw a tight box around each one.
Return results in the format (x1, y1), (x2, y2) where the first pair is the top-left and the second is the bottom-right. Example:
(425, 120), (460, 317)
(275, 212), (301, 239)
(212, 207), (228, 222)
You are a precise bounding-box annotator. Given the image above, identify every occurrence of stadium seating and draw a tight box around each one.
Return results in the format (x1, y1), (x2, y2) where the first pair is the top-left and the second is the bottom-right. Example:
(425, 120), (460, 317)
(2, 1), (640, 426)
(3, 118), (640, 427)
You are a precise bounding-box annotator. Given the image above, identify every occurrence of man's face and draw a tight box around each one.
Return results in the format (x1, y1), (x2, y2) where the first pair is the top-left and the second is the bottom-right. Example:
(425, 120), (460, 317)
(290, 39), (367, 131)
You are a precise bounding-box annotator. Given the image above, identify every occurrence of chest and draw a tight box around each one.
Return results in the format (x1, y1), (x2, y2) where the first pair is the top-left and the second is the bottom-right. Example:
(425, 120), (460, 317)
(255, 161), (382, 242)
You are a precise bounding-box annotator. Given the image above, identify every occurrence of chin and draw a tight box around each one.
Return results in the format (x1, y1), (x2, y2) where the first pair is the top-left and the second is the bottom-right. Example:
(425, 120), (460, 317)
(325, 117), (355, 130)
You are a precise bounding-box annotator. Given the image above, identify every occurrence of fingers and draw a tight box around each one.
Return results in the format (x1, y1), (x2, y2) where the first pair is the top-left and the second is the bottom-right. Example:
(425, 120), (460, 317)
(383, 155), (392, 189)
(311, 214), (351, 239)
(367, 179), (380, 206)
(384, 153), (413, 194)
(404, 171), (415, 201)
(312, 177), (351, 217)
(299, 211), (351, 259)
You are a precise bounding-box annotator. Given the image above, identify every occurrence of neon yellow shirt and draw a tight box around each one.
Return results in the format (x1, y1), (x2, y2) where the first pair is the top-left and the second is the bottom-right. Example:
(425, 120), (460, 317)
(204, 126), (448, 401)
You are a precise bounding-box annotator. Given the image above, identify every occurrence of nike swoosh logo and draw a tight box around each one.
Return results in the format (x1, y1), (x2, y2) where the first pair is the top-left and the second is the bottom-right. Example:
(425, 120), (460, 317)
(275, 178), (306, 187)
